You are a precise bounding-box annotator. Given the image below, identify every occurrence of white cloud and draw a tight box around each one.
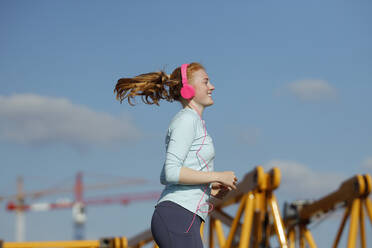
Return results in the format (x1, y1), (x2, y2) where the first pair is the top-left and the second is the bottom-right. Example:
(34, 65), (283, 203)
(262, 160), (344, 199)
(0, 94), (141, 148)
(362, 157), (372, 170)
(287, 79), (337, 102)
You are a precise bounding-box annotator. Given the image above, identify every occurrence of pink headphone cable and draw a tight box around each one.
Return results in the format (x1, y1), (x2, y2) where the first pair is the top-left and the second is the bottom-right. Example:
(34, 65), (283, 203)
(184, 104), (214, 233)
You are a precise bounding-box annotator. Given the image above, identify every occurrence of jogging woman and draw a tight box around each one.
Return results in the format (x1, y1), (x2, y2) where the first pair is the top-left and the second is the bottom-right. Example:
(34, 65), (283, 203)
(114, 62), (238, 247)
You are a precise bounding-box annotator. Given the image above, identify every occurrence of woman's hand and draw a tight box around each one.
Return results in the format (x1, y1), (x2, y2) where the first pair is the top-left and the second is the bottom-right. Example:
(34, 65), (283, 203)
(210, 182), (231, 199)
(214, 171), (238, 190)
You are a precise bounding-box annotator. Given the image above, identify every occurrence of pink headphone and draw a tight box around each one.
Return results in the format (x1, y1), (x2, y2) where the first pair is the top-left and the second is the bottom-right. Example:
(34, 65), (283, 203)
(180, 64), (195, 99)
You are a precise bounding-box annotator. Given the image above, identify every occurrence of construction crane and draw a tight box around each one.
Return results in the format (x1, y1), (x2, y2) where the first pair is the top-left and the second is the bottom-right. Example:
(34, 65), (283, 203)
(2, 172), (160, 241)
(6, 190), (161, 241)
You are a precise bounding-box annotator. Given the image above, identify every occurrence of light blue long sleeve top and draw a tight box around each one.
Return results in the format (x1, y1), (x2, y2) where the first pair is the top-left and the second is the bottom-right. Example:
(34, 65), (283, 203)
(154, 107), (215, 222)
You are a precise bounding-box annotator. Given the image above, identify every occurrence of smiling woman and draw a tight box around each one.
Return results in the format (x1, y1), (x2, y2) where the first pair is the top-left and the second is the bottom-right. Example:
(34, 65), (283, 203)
(114, 62), (237, 248)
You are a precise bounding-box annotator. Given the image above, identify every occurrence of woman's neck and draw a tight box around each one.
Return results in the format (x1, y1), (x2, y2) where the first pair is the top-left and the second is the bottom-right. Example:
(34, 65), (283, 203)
(184, 102), (204, 118)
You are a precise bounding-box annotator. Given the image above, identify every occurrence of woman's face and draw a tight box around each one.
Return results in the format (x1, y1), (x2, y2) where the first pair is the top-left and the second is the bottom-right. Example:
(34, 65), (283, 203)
(189, 69), (215, 108)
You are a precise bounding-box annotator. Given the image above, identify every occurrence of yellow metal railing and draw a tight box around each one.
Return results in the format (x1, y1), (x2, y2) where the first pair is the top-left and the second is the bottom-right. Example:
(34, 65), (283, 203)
(1, 237), (128, 248)
(284, 173), (372, 248)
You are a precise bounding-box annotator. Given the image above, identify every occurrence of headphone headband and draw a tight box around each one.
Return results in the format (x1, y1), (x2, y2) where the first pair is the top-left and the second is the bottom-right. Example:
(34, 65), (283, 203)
(181, 63), (189, 85)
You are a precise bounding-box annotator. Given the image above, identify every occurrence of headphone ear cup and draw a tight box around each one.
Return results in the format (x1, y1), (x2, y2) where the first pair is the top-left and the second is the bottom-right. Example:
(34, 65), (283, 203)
(181, 84), (195, 99)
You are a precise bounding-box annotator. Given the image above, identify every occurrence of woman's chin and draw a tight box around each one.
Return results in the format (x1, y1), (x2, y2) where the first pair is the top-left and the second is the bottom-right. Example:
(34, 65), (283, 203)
(206, 100), (214, 107)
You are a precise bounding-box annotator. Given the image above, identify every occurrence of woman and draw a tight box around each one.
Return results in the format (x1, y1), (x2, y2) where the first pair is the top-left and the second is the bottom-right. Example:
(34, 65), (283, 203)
(114, 62), (238, 248)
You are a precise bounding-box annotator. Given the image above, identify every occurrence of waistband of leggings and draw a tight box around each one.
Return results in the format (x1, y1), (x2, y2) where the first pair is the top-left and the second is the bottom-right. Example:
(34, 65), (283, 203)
(156, 200), (186, 210)
(156, 200), (204, 222)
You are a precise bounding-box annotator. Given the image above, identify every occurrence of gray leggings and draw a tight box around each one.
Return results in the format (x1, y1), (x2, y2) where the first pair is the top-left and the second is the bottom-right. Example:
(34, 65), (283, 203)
(151, 200), (205, 248)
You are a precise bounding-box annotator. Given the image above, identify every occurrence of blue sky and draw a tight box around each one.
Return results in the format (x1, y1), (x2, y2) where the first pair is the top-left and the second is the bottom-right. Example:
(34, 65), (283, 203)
(1, 0), (371, 246)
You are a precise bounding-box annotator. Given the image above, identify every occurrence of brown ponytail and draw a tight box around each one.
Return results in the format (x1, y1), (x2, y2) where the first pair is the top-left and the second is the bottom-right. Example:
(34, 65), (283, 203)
(114, 62), (205, 106)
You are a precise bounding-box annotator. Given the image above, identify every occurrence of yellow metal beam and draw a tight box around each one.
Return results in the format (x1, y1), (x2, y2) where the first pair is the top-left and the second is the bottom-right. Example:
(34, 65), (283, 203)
(365, 197), (372, 223)
(332, 205), (350, 248)
(238, 193), (255, 248)
(224, 194), (247, 248)
(209, 216), (215, 248)
(288, 228), (295, 248)
(214, 218), (226, 247)
(359, 199), (366, 248)
(269, 193), (288, 248)
(303, 226), (317, 248)
(347, 198), (360, 248)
